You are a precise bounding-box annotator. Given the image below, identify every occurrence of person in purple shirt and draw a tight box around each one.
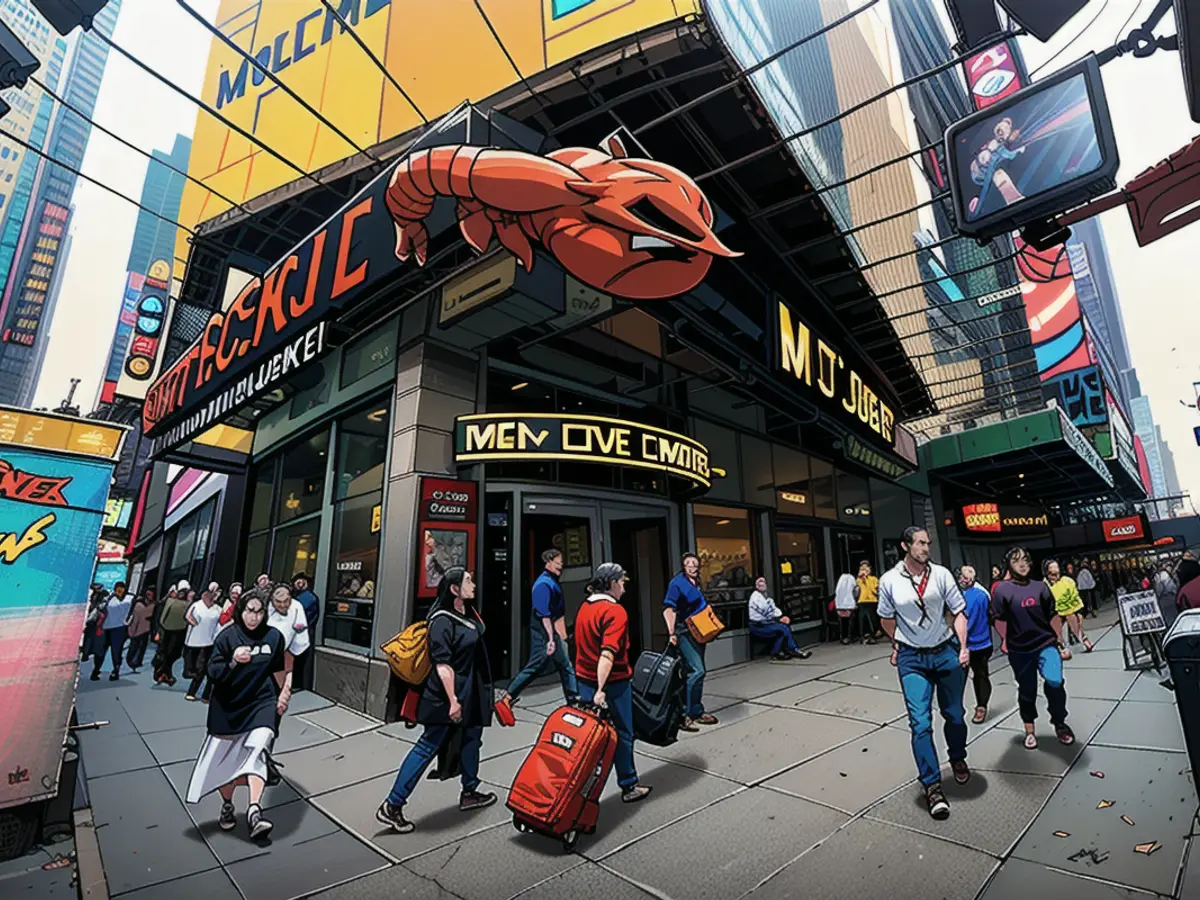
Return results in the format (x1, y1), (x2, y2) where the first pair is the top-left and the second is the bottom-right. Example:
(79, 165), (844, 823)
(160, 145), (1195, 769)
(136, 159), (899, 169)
(663, 552), (718, 732)
(957, 566), (993, 724)
(991, 546), (1074, 750)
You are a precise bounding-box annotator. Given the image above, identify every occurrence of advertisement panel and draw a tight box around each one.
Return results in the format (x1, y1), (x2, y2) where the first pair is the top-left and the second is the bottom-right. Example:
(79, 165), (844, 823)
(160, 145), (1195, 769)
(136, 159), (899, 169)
(414, 476), (477, 606)
(0, 412), (125, 810)
(962, 40), (1024, 110)
(175, 0), (700, 275)
(1103, 515), (1146, 543)
(115, 260), (174, 402)
(961, 502), (1049, 535)
(2, 201), (69, 347)
(99, 272), (145, 404)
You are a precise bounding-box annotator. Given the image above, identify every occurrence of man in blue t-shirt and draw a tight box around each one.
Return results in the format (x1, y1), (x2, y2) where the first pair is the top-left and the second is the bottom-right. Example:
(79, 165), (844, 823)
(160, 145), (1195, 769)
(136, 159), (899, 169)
(957, 566), (994, 725)
(664, 552), (719, 731)
(498, 550), (578, 713)
(291, 573), (320, 692)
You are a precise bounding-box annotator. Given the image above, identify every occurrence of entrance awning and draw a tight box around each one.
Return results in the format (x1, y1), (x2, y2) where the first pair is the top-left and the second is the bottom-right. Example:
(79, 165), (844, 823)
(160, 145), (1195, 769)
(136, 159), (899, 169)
(923, 406), (1115, 506)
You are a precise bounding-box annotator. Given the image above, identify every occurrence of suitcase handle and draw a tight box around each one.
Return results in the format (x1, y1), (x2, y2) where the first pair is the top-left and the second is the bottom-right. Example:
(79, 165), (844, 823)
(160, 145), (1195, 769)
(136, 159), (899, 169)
(568, 698), (612, 722)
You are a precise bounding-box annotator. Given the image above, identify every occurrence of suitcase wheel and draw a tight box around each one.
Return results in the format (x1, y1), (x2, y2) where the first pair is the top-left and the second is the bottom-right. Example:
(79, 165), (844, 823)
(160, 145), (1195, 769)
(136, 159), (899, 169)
(561, 829), (578, 852)
(512, 815), (530, 834)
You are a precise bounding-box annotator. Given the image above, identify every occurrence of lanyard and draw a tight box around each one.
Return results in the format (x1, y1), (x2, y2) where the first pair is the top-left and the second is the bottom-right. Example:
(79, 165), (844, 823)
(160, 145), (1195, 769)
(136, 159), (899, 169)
(907, 566), (931, 625)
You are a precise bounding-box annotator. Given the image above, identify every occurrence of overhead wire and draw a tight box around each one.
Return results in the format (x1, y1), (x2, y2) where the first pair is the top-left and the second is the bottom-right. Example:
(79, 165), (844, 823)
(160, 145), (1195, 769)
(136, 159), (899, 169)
(472, 0), (551, 110)
(1029, 0), (1114, 77)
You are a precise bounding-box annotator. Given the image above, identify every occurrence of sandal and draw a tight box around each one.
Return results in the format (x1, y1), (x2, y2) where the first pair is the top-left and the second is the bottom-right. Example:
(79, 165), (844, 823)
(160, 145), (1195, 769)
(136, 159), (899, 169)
(1023, 731), (1038, 750)
(972, 707), (987, 725)
(1082, 639), (1093, 653)
(1055, 724), (1075, 745)
(1059, 647), (1072, 661)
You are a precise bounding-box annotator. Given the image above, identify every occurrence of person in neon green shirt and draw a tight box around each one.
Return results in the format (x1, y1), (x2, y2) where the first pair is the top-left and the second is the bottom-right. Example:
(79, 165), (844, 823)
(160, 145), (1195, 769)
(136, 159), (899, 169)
(1044, 559), (1092, 658)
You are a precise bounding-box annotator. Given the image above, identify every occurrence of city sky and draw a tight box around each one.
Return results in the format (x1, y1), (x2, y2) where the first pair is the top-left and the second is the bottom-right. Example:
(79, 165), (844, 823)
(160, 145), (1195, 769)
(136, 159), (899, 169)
(29, 0), (1200, 509)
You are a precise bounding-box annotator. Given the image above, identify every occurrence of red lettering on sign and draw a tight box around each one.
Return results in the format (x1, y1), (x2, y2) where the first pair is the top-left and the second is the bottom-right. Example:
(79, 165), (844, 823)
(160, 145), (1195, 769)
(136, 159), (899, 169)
(0, 458), (70, 506)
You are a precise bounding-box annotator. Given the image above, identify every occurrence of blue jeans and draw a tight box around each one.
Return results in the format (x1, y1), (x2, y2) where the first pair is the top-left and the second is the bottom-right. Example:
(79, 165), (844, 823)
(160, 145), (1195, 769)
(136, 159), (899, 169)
(506, 621), (578, 702)
(749, 621), (798, 655)
(1009, 644), (1068, 726)
(896, 642), (968, 787)
(676, 632), (706, 718)
(386, 724), (482, 807)
(578, 679), (638, 790)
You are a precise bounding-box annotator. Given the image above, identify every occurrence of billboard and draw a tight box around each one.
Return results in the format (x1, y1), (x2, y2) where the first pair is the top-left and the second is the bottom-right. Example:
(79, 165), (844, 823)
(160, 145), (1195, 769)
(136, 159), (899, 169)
(115, 260), (174, 402)
(962, 40), (1023, 110)
(2, 201), (69, 347)
(99, 272), (146, 405)
(1103, 515), (1145, 543)
(175, 0), (700, 275)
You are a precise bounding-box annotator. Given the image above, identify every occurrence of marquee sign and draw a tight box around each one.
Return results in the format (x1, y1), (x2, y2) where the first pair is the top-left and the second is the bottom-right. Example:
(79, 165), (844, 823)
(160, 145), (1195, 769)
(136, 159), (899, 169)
(1103, 515), (1146, 543)
(454, 414), (711, 490)
(961, 502), (1050, 534)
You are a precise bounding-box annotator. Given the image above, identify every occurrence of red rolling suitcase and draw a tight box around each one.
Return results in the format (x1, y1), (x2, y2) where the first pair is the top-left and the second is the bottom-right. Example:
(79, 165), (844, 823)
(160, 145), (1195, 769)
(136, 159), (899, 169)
(506, 701), (616, 851)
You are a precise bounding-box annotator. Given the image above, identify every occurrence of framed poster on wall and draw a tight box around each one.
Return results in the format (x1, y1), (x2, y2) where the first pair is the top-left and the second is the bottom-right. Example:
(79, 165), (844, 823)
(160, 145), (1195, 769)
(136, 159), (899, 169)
(414, 477), (478, 604)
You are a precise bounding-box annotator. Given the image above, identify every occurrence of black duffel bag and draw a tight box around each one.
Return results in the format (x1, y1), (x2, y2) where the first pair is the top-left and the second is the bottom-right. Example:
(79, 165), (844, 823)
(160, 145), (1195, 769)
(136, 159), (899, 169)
(630, 645), (685, 746)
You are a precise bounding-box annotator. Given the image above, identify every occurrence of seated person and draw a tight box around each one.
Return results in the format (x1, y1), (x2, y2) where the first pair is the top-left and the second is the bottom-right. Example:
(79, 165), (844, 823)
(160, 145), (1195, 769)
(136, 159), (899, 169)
(748, 577), (811, 660)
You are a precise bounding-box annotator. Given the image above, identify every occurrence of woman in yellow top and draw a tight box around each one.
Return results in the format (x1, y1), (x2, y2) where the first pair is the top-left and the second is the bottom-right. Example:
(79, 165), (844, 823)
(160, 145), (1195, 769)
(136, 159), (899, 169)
(1044, 559), (1092, 658)
(856, 561), (882, 644)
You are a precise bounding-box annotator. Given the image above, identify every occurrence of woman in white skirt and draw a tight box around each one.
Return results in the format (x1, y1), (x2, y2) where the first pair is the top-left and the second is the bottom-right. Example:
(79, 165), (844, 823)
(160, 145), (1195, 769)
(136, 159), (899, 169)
(186, 591), (290, 839)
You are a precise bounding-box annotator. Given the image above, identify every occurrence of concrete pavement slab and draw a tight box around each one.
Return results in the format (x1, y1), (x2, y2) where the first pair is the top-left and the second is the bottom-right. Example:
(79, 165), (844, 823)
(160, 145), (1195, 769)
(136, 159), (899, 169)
(76, 726), (156, 778)
(514, 861), (655, 900)
(275, 731), (404, 798)
(286, 691), (335, 715)
(74, 688), (138, 737)
(1011, 745), (1195, 897)
(118, 688), (208, 734)
(1180, 840), (1200, 900)
(966, 689), (1019, 743)
(747, 816), (997, 900)
(661, 700), (773, 741)
(297, 706), (379, 738)
(375, 720), (423, 743)
(966, 727), (1089, 777)
(404, 819), (579, 899)
(1063, 648), (1135, 670)
(995, 697), (1118, 744)
(574, 755), (742, 859)
(762, 724), (918, 814)
(866, 769), (1058, 856)
(646, 707), (874, 784)
(1091, 701), (1187, 753)
(818, 656), (905, 694)
(698, 692), (745, 712)
(110, 866), (240, 900)
(793, 684), (907, 725)
(1068, 669), (1140, 701)
(160, 759), (302, 810)
(88, 767), (217, 895)
(310, 770), (511, 862)
(189, 797), (342, 865)
(225, 830), (387, 900)
(1123, 672), (1176, 704)
(604, 787), (845, 900)
(477, 718), (543, 761)
(305, 860), (469, 899)
(703, 661), (829, 700)
(273, 715), (340, 754)
(0, 839), (77, 898)
(979, 857), (1164, 899)
(141, 726), (206, 766)
(752, 679), (844, 708)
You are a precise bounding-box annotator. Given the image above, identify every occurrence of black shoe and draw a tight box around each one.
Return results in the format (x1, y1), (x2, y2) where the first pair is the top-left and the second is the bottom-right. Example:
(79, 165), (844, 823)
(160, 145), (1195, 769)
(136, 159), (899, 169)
(218, 801), (236, 832)
(772, 652), (791, 661)
(790, 649), (812, 660)
(926, 784), (950, 820)
(951, 759), (971, 785)
(247, 804), (273, 840)
(841, 638), (851, 646)
(109, 672), (120, 681)
(375, 801), (414, 833)
(89, 671), (100, 681)
(459, 789), (497, 812)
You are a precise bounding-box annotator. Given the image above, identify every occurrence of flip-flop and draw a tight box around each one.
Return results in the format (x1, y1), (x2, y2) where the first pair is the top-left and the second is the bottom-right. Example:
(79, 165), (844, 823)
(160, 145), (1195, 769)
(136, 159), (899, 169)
(1023, 732), (1038, 750)
(1056, 725), (1075, 745)
(1083, 640), (1093, 653)
(973, 707), (987, 724)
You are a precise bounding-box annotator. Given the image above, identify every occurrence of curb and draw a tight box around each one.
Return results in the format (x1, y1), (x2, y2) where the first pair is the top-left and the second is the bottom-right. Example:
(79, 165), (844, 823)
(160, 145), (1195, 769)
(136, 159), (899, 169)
(73, 808), (108, 900)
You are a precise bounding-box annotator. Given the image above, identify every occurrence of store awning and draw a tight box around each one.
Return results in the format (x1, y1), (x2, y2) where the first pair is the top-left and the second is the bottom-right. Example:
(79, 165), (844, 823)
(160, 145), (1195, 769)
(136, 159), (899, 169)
(923, 406), (1115, 506)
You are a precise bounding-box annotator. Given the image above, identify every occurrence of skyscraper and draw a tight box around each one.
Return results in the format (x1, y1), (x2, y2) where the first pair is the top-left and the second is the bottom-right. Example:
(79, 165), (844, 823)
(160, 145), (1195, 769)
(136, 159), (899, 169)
(0, 0), (122, 406)
(95, 133), (190, 407)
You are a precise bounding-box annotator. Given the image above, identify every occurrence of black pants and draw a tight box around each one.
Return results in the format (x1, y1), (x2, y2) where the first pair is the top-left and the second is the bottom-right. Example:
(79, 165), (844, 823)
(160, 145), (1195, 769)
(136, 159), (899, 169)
(126, 633), (150, 670)
(292, 648), (313, 693)
(154, 629), (186, 682)
(93, 627), (128, 676)
(1080, 588), (1097, 616)
(968, 646), (993, 709)
(186, 645), (214, 700)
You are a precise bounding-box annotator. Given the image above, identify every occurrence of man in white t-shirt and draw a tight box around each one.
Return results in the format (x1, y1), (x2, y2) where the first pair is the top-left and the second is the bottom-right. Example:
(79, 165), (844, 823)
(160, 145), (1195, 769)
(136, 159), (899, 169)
(91, 582), (132, 682)
(878, 526), (971, 822)
(183, 590), (224, 702)
(267, 584), (308, 739)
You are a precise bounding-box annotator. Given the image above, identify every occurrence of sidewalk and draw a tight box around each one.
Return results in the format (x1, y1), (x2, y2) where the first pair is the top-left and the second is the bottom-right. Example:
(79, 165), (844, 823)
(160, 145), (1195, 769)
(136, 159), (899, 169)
(71, 608), (1200, 900)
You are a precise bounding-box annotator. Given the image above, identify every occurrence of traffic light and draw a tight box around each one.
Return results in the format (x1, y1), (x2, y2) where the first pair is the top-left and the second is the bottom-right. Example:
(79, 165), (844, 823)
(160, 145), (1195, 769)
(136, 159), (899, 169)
(945, 0), (1091, 49)
(1178, 0), (1200, 122)
(0, 20), (39, 91)
(30, 1), (111, 36)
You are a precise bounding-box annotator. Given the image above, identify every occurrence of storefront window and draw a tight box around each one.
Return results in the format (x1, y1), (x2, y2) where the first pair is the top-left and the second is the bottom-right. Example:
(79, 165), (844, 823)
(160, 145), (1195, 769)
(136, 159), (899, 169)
(809, 457), (837, 520)
(324, 492), (380, 648)
(693, 504), (757, 630)
(836, 470), (871, 525)
(334, 405), (389, 501)
(341, 325), (395, 389)
(277, 428), (329, 523)
(271, 518), (319, 582)
(248, 461), (275, 532)
(243, 533), (268, 584)
(773, 447), (813, 517)
(777, 529), (825, 623)
(165, 500), (215, 590)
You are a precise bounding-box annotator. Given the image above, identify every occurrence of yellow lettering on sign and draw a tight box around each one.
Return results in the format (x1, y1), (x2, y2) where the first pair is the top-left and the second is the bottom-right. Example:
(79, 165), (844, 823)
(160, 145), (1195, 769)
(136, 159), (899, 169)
(465, 423), (496, 452)
(518, 423), (549, 449)
(817, 340), (838, 399)
(778, 304), (812, 386)
(0, 512), (54, 563)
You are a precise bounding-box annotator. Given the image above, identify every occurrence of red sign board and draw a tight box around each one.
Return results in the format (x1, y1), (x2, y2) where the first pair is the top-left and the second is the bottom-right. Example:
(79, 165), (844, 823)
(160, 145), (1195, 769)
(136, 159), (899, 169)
(962, 40), (1024, 110)
(414, 477), (478, 601)
(962, 503), (1002, 532)
(1103, 516), (1145, 543)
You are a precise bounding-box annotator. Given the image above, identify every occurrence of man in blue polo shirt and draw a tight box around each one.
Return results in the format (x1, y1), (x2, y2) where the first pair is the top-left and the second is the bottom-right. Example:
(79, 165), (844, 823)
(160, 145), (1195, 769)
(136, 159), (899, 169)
(664, 552), (719, 732)
(497, 549), (578, 713)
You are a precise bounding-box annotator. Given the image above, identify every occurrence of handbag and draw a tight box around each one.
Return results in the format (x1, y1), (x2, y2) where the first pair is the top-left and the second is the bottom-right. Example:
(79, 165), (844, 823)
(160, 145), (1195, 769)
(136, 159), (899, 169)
(427, 727), (464, 781)
(379, 610), (455, 685)
(685, 605), (725, 644)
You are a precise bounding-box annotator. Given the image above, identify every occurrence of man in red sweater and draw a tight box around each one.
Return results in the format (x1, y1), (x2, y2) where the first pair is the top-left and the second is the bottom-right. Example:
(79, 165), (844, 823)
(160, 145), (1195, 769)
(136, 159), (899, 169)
(574, 562), (652, 804)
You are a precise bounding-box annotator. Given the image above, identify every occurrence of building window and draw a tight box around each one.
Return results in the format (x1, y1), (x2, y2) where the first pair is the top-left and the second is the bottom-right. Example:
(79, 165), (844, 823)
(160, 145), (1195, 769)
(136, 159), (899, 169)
(165, 499), (215, 590)
(276, 427), (328, 523)
(836, 470), (871, 525)
(692, 504), (757, 630)
(776, 529), (825, 624)
(809, 457), (837, 520)
(341, 325), (395, 388)
(248, 459), (275, 532)
(270, 518), (319, 582)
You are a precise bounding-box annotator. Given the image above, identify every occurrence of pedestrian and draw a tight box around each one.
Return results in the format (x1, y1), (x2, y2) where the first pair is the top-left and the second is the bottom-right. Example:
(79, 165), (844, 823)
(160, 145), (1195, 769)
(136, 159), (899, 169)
(496, 549), (579, 718)
(1044, 560), (1092, 656)
(289, 573), (320, 691)
(990, 565), (1003, 590)
(877, 526), (971, 821)
(184, 589), (224, 702)
(856, 561), (881, 644)
(125, 588), (157, 673)
(266, 583), (308, 724)
(992, 546), (1074, 750)
(574, 562), (653, 803)
(375, 567), (497, 835)
(155, 582), (192, 686)
(185, 590), (290, 840)
(958, 566), (993, 724)
(1154, 563), (1180, 630)
(1177, 557), (1200, 611)
(748, 575), (812, 660)
(663, 552), (719, 732)
(180, 589), (200, 678)
(82, 586), (108, 666)
(834, 571), (858, 644)
(218, 583), (243, 630)
(1076, 562), (1097, 618)
(91, 582), (132, 681)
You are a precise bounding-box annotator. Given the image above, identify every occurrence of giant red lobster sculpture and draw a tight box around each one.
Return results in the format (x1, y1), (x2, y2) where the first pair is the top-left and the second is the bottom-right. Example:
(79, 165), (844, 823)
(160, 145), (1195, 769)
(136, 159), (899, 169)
(384, 135), (739, 300)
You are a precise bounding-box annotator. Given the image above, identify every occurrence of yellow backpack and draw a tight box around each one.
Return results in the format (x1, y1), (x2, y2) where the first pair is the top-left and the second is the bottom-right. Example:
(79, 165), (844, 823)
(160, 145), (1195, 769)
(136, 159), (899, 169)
(379, 610), (450, 685)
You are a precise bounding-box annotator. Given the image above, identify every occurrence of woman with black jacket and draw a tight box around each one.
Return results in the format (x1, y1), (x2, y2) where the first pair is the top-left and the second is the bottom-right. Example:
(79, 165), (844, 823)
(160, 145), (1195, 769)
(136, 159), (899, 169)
(185, 591), (290, 840)
(375, 567), (496, 834)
